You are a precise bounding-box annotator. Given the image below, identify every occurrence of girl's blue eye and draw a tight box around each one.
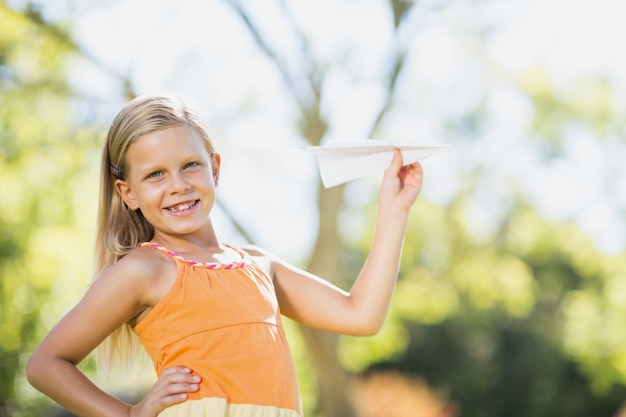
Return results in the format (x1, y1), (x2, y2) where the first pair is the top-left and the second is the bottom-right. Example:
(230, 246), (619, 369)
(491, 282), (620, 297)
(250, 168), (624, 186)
(148, 171), (162, 178)
(184, 162), (200, 169)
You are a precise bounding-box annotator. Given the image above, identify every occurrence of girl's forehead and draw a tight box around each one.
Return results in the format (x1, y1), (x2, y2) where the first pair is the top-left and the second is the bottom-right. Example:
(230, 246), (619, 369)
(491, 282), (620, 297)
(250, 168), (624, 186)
(126, 126), (209, 164)
(132, 126), (204, 149)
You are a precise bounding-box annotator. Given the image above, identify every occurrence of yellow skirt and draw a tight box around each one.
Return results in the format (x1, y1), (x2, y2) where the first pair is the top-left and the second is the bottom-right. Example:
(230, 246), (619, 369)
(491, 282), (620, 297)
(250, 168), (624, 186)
(158, 397), (302, 417)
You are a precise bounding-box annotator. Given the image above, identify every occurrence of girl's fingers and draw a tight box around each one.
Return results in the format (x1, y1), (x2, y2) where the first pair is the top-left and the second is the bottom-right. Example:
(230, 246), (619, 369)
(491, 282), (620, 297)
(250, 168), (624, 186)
(383, 148), (403, 178)
(158, 369), (201, 394)
(400, 162), (423, 187)
(160, 366), (193, 376)
(129, 366), (201, 417)
(155, 381), (200, 407)
(379, 149), (424, 211)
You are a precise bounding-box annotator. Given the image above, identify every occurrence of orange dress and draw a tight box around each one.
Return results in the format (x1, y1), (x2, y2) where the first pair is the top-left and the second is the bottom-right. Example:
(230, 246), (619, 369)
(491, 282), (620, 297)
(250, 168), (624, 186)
(133, 242), (303, 417)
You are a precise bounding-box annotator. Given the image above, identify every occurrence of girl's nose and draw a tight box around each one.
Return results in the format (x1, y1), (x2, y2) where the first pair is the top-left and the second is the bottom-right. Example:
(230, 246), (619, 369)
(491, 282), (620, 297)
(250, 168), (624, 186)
(169, 172), (190, 192)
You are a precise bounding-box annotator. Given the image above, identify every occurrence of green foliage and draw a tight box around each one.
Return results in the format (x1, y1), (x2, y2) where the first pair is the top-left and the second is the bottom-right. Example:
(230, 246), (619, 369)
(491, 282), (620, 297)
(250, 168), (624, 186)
(515, 67), (622, 153)
(339, 196), (626, 416)
(0, 3), (102, 415)
(3, 1), (626, 417)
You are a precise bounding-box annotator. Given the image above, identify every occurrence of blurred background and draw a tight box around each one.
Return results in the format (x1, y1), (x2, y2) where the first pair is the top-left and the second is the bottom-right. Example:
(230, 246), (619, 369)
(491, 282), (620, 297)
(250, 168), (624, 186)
(2, 0), (626, 416)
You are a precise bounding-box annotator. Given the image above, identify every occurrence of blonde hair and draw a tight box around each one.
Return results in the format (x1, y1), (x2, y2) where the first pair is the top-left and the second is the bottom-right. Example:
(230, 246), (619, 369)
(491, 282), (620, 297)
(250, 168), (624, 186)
(94, 95), (216, 371)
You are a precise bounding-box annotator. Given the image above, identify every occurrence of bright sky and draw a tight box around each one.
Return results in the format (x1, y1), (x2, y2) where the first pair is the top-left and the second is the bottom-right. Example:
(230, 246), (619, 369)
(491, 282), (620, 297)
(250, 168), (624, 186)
(30, 0), (626, 255)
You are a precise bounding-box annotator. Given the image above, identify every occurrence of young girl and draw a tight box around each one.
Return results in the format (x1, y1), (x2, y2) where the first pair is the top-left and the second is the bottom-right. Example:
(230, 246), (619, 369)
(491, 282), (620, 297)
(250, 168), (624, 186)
(26, 95), (424, 417)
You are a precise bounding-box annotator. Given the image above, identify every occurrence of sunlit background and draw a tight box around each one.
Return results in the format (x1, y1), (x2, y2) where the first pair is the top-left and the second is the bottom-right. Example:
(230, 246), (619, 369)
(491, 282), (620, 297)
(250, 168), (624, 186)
(2, 0), (626, 416)
(67, 0), (626, 255)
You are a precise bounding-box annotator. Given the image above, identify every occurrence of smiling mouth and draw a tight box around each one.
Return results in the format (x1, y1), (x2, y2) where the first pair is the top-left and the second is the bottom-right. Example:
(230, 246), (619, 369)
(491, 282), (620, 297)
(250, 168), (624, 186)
(166, 200), (199, 212)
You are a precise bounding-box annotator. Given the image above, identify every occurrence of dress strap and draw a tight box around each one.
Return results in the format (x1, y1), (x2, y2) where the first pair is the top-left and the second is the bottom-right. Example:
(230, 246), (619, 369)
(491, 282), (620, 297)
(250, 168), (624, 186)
(138, 242), (246, 269)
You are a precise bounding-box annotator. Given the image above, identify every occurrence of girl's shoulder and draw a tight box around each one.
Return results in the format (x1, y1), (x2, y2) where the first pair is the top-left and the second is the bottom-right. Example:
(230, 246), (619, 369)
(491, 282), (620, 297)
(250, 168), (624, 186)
(240, 244), (300, 280)
(100, 244), (176, 285)
(95, 245), (178, 311)
(241, 244), (275, 277)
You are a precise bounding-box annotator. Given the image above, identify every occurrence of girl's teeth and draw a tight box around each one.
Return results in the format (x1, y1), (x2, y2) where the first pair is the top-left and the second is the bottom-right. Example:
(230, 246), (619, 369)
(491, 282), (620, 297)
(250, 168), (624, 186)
(170, 201), (194, 211)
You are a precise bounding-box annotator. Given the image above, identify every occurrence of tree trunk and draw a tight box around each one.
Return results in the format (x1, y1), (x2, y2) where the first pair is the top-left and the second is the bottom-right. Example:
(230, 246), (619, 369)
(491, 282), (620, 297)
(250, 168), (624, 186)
(301, 183), (356, 417)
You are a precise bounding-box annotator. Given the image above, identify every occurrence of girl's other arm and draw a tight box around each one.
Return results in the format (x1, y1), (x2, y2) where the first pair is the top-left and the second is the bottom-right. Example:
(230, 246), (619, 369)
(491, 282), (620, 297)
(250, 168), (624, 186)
(271, 149), (423, 336)
(26, 250), (198, 417)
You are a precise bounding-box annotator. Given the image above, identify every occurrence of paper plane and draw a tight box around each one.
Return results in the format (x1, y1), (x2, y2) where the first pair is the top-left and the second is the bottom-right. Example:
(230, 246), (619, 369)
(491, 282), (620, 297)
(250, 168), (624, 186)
(304, 139), (452, 188)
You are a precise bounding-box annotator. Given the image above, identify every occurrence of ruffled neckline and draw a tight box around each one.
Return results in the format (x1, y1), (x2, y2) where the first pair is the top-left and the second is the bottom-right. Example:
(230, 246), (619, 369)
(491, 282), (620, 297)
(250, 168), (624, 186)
(138, 242), (247, 269)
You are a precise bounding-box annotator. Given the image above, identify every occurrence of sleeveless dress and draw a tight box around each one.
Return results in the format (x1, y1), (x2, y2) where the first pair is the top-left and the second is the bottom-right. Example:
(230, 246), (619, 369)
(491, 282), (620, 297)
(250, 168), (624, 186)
(133, 242), (303, 417)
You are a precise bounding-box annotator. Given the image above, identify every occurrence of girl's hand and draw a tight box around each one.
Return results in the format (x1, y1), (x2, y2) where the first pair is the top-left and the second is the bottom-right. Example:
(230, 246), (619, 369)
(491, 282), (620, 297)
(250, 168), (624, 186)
(128, 366), (201, 417)
(379, 148), (424, 212)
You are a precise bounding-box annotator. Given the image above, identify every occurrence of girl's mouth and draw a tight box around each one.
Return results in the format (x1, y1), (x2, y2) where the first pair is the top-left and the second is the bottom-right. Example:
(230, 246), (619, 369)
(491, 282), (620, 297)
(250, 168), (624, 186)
(166, 200), (199, 213)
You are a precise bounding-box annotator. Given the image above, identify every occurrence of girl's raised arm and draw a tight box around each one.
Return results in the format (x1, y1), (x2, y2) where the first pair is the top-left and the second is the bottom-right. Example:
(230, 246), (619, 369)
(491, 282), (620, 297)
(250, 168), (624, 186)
(266, 149), (423, 335)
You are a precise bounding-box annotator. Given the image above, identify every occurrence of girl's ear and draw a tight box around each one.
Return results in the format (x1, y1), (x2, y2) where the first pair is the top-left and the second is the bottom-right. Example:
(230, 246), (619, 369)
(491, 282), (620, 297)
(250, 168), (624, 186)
(211, 153), (221, 186)
(115, 179), (139, 210)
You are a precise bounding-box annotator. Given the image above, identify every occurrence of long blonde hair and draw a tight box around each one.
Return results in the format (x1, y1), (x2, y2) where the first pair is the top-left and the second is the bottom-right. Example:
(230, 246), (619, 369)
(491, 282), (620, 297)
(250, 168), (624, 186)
(94, 95), (216, 370)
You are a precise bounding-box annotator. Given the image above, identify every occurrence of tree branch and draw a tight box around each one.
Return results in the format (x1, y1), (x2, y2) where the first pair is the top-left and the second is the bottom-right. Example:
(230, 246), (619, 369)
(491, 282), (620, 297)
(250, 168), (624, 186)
(21, 2), (137, 99)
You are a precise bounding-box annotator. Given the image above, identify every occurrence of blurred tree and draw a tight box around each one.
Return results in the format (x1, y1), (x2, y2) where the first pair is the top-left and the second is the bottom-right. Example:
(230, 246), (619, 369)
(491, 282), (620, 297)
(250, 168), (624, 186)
(221, 1), (626, 415)
(0, 2), (105, 416)
(340, 197), (626, 416)
(222, 1), (418, 415)
(3, 1), (626, 417)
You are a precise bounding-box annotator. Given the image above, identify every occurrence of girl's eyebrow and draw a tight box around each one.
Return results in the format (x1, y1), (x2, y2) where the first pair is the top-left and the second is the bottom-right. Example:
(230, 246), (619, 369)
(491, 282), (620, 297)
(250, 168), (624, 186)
(130, 162), (164, 178)
(133, 153), (206, 175)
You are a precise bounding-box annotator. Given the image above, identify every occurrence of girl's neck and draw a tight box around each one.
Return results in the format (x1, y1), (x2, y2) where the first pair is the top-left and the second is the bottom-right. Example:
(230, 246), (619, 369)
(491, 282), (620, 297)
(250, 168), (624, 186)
(151, 225), (221, 256)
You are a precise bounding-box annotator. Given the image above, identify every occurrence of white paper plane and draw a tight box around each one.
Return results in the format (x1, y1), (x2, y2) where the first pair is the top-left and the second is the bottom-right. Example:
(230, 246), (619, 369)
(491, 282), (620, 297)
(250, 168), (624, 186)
(304, 139), (452, 188)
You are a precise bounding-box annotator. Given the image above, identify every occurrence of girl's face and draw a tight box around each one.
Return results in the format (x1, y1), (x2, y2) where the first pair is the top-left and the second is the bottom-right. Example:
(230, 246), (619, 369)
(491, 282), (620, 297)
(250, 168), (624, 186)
(115, 126), (220, 239)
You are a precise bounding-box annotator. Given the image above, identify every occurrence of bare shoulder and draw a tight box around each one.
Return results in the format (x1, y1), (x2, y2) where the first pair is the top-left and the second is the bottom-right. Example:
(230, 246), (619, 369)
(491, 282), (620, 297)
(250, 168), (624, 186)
(99, 246), (163, 280)
(95, 246), (177, 305)
(241, 244), (271, 258)
(118, 245), (173, 272)
(240, 244), (310, 282)
(241, 244), (280, 277)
